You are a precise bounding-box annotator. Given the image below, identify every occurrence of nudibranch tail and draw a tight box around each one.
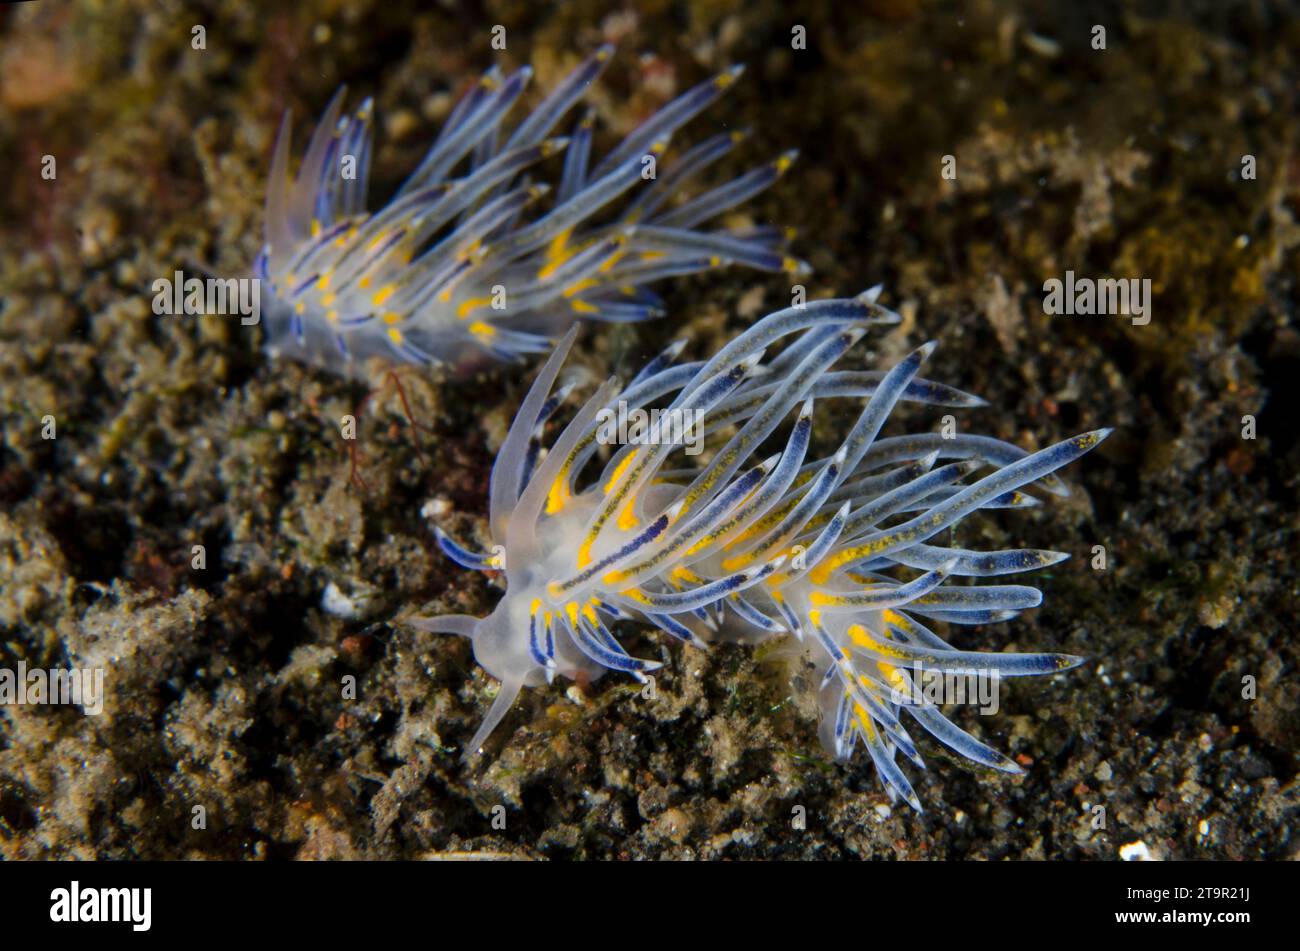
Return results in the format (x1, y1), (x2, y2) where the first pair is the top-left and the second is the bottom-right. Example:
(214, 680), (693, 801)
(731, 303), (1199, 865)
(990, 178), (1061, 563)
(257, 47), (807, 379)
(410, 293), (1108, 806)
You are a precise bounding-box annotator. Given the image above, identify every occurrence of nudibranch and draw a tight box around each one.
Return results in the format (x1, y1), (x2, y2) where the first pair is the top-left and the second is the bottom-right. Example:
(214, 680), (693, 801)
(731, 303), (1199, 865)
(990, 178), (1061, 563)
(410, 291), (1109, 810)
(255, 46), (806, 379)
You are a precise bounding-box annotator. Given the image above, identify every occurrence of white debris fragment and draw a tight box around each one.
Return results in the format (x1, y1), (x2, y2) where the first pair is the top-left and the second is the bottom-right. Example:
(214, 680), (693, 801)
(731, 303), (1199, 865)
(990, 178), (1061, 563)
(1119, 840), (1157, 861)
(421, 497), (453, 520)
(1021, 32), (1062, 58)
(322, 581), (365, 619)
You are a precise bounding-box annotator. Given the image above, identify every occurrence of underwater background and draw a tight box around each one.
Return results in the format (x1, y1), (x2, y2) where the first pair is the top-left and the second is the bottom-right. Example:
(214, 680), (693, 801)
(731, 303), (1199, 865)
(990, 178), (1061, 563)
(0, 0), (1296, 858)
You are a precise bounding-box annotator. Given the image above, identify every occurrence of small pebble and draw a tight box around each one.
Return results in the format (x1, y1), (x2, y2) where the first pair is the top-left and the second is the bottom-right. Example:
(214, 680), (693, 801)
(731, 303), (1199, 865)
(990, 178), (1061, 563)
(1119, 840), (1156, 861)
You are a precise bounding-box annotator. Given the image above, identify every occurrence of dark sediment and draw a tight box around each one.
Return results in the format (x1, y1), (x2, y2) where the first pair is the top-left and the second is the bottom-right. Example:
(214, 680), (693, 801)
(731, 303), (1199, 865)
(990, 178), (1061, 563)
(0, 0), (1296, 859)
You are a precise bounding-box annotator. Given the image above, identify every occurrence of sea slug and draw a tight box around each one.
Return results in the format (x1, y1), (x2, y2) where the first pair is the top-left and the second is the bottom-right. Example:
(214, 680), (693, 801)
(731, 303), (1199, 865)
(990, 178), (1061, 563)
(255, 46), (806, 379)
(409, 291), (1109, 809)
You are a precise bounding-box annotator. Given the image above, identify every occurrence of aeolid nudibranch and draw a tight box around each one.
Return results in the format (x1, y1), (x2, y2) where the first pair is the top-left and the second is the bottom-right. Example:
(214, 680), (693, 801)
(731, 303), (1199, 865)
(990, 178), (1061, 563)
(410, 291), (1109, 810)
(255, 46), (806, 379)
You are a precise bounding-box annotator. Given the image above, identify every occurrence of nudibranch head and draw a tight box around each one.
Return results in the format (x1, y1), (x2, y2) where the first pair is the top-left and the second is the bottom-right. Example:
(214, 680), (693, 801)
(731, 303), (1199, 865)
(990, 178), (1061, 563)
(410, 290), (1109, 809)
(255, 46), (807, 379)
